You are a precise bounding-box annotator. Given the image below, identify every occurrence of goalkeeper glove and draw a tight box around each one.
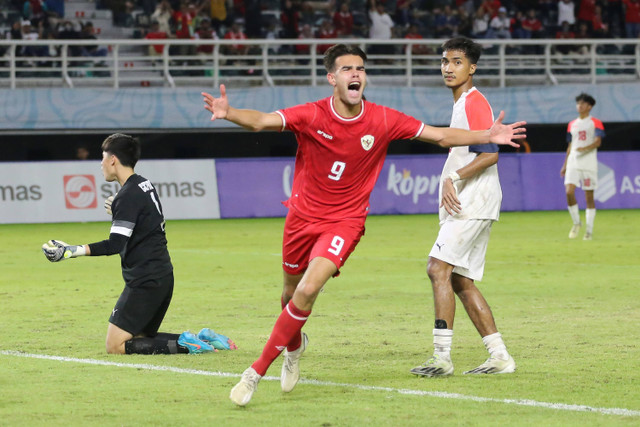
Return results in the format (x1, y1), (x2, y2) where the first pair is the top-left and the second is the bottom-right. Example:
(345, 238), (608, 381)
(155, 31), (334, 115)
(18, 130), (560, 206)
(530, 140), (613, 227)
(42, 240), (87, 262)
(104, 195), (115, 215)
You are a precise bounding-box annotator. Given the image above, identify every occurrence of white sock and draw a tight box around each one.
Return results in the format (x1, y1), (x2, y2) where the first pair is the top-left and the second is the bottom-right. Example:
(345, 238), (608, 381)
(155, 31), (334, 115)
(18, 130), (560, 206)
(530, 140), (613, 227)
(433, 328), (453, 359)
(568, 204), (581, 225)
(482, 332), (509, 360)
(585, 208), (596, 234)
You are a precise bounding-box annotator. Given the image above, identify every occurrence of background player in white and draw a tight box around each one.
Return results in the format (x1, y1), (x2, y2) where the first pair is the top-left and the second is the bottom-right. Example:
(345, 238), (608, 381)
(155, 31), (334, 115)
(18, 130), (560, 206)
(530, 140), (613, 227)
(560, 93), (604, 240)
(202, 44), (526, 406)
(411, 37), (516, 377)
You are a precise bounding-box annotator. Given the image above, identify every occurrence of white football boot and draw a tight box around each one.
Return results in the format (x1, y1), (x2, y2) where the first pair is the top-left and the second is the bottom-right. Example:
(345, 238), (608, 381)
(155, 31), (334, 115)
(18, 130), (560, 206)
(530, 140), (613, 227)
(230, 367), (262, 406)
(281, 333), (308, 392)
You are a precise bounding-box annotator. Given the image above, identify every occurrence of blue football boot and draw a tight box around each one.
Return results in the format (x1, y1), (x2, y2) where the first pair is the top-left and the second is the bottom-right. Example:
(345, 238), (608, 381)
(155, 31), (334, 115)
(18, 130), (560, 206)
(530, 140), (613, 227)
(177, 331), (216, 354)
(198, 328), (238, 350)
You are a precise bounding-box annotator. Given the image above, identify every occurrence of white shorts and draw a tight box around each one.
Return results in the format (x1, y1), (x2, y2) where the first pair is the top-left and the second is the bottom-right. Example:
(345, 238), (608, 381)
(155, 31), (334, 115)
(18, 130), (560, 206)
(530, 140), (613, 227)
(564, 168), (597, 190)
(428, 219), (493, 282)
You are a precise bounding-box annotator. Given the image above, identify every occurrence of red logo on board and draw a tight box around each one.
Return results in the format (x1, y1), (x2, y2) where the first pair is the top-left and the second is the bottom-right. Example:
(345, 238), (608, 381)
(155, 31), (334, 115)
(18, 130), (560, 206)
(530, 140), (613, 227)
(64, 175), (97, 209)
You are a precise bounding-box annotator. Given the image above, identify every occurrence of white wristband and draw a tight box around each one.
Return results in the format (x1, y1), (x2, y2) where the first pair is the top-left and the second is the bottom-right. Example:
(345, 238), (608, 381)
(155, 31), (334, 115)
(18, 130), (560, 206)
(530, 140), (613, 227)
(448, 171), (461, 183)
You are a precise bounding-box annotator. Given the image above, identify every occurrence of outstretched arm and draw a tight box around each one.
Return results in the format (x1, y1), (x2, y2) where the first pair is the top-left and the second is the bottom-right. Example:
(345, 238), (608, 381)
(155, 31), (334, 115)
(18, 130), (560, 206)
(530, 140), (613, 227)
(202, 85), (283, 132)
(416, 111), (526, 148)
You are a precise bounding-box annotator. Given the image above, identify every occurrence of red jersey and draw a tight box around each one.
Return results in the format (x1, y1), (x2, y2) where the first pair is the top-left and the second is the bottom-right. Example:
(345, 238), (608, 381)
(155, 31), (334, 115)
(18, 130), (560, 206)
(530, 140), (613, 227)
(623, 0), (640, 23)
(276, 97), (424, 221)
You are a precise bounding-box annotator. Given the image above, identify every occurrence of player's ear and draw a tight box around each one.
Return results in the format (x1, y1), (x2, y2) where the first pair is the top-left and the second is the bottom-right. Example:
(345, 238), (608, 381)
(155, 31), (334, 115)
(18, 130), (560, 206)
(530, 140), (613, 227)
(469, 63), (477, 76)
(327, 73), (336, 87)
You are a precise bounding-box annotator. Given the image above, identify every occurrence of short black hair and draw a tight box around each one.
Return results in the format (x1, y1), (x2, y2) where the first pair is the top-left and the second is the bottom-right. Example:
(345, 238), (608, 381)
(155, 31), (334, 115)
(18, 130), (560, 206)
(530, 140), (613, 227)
(441, 37), (482, 65)
(323, 44), (367, 72)
(101, 133), (141, 168)
(575, 93), (596, 106)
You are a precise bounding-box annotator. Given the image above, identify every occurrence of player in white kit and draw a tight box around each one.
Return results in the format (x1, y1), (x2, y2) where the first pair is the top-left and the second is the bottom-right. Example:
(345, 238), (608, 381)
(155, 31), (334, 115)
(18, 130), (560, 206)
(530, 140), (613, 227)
(560, 93), (605, 240)
(411, 37), (516, 377)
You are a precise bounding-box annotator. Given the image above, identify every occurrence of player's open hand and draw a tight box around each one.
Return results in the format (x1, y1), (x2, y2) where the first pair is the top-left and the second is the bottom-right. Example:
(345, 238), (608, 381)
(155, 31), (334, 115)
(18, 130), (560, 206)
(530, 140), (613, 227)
(104, 195), (114, 215)
(489, 111), (526, 147)
(202, 85), (229, 122)
(440, 178), (461, 215)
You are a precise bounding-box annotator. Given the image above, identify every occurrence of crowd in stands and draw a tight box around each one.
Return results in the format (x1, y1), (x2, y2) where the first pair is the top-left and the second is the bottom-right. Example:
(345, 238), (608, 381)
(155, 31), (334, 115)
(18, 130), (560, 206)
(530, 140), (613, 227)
(2, 0), (640, 65)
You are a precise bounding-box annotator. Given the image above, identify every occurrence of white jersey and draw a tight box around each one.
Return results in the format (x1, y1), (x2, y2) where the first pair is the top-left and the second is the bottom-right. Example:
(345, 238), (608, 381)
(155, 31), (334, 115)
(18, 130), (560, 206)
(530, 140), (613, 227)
(566, 115), (605, 173)
(439, 87), (502, 223)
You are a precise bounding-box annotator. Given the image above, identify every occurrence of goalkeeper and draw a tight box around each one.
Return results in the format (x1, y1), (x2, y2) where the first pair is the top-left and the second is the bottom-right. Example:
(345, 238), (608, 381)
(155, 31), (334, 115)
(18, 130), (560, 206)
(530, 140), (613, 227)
(42, 133), (236, 355)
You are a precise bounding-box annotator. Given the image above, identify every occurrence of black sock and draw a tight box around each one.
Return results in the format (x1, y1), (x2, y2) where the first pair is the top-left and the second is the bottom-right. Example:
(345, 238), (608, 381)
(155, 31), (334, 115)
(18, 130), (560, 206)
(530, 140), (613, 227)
(124, 336), (188, 354)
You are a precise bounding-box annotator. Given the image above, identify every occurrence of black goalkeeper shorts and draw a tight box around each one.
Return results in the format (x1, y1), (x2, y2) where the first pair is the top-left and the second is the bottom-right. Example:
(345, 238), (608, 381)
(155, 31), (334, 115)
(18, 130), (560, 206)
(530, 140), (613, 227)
(109, 272), (174, 336)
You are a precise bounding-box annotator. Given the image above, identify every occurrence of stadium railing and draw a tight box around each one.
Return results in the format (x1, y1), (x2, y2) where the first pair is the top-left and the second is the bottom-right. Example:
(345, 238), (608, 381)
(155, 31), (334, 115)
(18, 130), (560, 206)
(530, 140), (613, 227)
(1, 38), (639, 89)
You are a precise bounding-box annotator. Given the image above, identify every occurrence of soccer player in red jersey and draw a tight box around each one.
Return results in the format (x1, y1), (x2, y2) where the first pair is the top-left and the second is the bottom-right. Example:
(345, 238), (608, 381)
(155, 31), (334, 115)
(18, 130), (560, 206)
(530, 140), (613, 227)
(201, 44), (526, 406)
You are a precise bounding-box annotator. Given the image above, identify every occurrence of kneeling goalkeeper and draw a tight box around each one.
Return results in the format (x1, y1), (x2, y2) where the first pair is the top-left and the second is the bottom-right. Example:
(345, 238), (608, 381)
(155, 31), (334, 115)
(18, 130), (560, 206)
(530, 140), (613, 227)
(42, 133), (236, 355)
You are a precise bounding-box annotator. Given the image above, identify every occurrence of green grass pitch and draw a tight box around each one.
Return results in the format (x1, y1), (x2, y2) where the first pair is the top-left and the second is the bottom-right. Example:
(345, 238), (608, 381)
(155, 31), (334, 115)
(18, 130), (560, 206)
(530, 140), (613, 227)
(1, 210), (639, 426)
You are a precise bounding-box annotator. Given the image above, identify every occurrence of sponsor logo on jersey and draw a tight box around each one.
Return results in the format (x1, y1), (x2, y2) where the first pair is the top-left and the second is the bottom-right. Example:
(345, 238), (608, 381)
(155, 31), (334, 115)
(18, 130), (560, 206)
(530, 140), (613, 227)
(283, 261), (299, 269)
(64, 175), (97, 209)
(361, 135), (375, 151)
(138, 180), (154, 192)
(317, 129), (334, 140)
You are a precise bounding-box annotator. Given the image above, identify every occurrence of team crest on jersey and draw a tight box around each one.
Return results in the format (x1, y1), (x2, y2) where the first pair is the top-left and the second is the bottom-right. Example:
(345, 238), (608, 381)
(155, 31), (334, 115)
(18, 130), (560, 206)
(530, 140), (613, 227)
(361, 135), (375, 151)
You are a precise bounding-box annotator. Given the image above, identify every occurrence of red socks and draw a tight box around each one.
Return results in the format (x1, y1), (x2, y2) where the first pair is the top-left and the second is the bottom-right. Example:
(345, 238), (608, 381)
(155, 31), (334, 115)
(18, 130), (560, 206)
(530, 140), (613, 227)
(251, 300), (311, 376)
(282, 296), (302, 352)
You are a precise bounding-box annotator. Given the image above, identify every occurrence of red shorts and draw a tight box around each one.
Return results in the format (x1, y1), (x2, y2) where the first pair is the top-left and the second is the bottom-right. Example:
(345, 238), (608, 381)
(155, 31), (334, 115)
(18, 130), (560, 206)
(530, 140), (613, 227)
(282, 210), (365, 276)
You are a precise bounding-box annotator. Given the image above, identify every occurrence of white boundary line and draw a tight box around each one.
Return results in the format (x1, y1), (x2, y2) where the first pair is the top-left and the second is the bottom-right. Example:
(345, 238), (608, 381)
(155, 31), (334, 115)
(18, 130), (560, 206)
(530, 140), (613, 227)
(2, 350), (639, 417)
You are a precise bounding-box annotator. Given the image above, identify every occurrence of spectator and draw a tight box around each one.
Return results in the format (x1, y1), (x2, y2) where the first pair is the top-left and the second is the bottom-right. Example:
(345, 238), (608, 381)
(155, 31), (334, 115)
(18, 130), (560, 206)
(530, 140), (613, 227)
(368, 0), (394, 55)
(395, 0), (414, 27)
(519, 8), (543, 38)
(557, 0), (576, 27)
(194, 17), (218, 73)
(75, 145), (90, 160)
(151, 0), (173, 35)
(56, 20), (82, 56)
(555, 20), (576, 54)
(299, 1), (316, 27)
(195, 17), (218, 54)
(173, 1), (198, 58)
(576, 0), (596, 27)
(295, 23), (313, 55)
(281, 0), (300, 39)
(591, 5), (608, 38)
(404, 23), (431, 54)
(174, 1), (197, 40)
(223, 21), (248, 55)
(316, 19), (337, 54)
(472, 6), (490, 38)
(80, 22), (108, 57)
(333, 2), (354, 36)
(479, 0), (501, 18)
(575, 21), (591, 53)
(145, 20), (170, 60)
(487, 6), (511, 38)
(209, 0), (228, 31)
(22, 0), (48, 27)
(623, 0), (640, 38)
(18, 20), (42, 60)
(7, 20), (23, 41)
(434, 5), (459, 38)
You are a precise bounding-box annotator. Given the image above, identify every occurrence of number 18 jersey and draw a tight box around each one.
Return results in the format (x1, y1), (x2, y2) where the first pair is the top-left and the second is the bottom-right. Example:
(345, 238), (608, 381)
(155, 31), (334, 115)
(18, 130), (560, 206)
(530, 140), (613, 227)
(276, 97), (424, 221)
